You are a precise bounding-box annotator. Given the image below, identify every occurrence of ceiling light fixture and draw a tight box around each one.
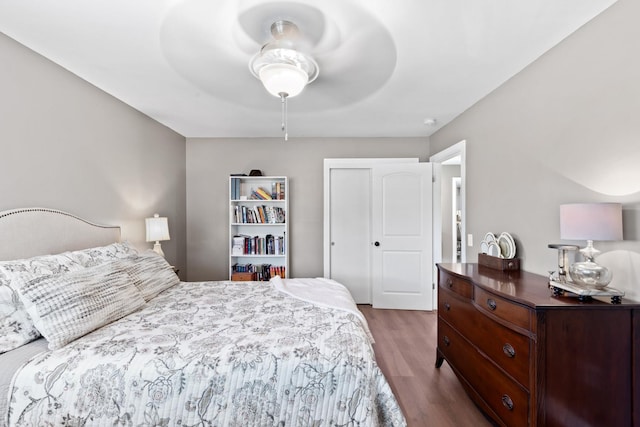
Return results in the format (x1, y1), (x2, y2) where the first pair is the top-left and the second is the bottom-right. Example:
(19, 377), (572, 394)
(250, 20), (319, 141)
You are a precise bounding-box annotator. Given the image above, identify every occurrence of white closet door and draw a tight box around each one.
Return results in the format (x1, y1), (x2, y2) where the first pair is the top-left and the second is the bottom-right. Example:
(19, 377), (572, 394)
(328, 168), (372, 303)
(372, 163), (433, 310)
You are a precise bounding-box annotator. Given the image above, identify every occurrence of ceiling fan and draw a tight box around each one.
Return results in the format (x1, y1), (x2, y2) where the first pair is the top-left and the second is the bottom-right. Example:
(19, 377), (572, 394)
(159, 0), (396, 136)
(249, 20), (319, 140)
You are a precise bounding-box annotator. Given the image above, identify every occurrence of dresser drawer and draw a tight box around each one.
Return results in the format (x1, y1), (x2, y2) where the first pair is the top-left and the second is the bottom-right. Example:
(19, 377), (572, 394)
(438, 321), (529, 427)
(439, 270), (473, 299)
(474, 286), (531, 332)
(473, 311), (531, 387)
(439, 286), (478, 338)
(440, 287), (531, 387)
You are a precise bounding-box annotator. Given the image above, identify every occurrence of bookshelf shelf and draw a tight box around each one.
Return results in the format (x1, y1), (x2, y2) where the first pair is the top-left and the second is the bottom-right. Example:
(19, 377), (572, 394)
(230, 223), (283, 226)
(232, 254), (286, 258)
(229, 176), (288, 281)
(230, 199), (283, 203)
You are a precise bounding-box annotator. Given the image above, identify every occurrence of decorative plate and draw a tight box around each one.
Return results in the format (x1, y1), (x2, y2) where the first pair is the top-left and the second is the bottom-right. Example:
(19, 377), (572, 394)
(487, 241), (501, 258)
(483, 232), (496, 244)
(498, 232), (516, 258)
(507, 233), (516, 257)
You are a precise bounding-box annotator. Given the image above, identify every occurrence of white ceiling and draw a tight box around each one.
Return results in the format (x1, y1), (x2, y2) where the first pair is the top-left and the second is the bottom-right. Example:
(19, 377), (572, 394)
(0, 0), (617, 139)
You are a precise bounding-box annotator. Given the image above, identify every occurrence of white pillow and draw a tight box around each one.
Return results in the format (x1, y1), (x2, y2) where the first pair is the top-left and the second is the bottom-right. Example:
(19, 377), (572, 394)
(13, 262), (145, 350)
(65, 241), (138, 267)
(0, 253), (82, 353)
(119, 250), (180, 301)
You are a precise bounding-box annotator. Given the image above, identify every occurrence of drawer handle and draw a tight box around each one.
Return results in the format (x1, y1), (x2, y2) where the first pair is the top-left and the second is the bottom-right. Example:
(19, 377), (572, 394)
(502, 394), (514, 411)
(444, 302), (451, 311)
(443, 336), (450, 346)
(487, 298), (497, 311)
(503, 343), (516, 358)
(447, 278), (453, 288)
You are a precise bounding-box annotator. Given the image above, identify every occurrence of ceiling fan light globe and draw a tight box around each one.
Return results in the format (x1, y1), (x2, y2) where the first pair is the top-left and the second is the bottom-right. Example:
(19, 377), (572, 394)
(258, 63), (309, 98)
(250, 47), (319, 83)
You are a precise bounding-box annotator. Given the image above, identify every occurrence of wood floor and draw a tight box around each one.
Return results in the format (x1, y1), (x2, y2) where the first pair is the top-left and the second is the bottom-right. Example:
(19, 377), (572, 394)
(359, 305), (494, 427)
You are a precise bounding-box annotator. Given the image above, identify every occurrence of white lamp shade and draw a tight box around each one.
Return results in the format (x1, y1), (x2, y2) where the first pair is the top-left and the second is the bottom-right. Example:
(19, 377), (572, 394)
(145, 214), (170, 242)
(560, 203), (622, 241)
(259, 63), (309, 98)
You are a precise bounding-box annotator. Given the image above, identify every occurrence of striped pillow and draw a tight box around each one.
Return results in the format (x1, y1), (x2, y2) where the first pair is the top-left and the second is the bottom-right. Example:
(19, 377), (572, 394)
(119, 250), (180, 301)
(12, 262), (145, 350)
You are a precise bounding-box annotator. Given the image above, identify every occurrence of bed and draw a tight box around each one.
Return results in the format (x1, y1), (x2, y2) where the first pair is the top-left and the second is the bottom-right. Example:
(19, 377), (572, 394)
(0, 208), (405, 426)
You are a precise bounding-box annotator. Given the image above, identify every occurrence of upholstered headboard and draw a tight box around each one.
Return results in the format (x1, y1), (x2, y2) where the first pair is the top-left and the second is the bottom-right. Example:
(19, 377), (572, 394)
(0, 208), (121, 261)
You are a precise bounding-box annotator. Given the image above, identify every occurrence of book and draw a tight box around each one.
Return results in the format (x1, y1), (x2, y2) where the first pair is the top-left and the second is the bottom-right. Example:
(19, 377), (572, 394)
(252, 206), (261, 224)
(265, 234), (274, 254)
(241, 206), (247, 223)
(232, 205), (239, 223)
(257, 206), (266, 223)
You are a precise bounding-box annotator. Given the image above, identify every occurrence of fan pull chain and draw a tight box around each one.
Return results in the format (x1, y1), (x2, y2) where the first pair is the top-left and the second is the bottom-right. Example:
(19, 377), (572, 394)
(280, 93), (288, 141)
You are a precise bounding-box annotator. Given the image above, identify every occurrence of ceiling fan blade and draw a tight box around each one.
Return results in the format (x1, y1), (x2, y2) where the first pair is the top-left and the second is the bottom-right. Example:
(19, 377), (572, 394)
(160, 0), (395, 112)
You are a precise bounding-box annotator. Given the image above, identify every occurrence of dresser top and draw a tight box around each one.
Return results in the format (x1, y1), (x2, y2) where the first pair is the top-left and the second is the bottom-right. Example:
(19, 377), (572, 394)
(438, 263), (640, 309)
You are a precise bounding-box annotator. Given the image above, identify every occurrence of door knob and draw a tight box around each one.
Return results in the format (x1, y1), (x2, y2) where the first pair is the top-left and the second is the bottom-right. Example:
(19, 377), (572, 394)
(374, 241), (380, 246)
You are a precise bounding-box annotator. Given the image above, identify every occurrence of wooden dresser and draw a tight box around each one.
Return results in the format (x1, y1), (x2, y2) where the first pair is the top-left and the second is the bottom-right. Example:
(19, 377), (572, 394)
(436, 263), (640, 427)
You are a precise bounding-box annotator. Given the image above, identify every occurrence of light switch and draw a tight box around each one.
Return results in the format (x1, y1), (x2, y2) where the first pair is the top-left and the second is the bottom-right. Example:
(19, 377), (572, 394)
(467, 234), (473, 247)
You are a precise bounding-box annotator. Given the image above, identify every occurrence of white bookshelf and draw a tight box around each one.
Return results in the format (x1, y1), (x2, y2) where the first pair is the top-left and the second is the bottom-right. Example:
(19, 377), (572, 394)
(229, 176), (288, 280)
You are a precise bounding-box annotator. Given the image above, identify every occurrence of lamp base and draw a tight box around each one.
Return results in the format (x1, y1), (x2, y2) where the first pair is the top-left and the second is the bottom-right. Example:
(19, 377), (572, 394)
(152, 241), (165, 258)
(569, 260), (612, 289)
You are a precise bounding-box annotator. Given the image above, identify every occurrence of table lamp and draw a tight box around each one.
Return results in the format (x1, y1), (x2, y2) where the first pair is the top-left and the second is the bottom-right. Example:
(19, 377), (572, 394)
(145, 213), (170, 257)
(560, 203), (622, 288)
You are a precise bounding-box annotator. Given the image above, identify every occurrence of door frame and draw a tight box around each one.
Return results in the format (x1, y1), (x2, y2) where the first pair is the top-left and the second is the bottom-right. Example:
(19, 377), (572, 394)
(430, 140), (467, 276)
(452, 176), (462, 261)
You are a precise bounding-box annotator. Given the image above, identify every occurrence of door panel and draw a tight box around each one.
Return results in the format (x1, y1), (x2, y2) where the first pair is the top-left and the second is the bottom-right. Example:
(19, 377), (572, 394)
(372, 163), (433, 310)
(328, 168), (371, 303)
(381, 175), (423, 236)
(381, 251), (422, 293)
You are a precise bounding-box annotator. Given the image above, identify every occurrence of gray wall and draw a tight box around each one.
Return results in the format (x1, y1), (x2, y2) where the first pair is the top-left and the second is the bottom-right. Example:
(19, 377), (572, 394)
(186, 138), (429, 281)
(0, 33), (188, 274)
(430, 0), (640, 299)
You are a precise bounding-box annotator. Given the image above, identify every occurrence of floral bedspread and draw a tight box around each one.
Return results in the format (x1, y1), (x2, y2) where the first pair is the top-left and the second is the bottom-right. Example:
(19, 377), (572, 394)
(6, 281), (406, 426)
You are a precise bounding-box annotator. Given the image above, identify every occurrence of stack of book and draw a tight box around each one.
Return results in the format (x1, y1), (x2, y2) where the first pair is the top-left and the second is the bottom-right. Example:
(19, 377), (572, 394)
(272, 182), (285, 200)
(232, 263), (285, 281)
(269, 265), (286, 278)
(250, 187), (273, 200)
(230, 177), (241, 200)
(232, 205), (285, 224)
(231, 234), (285, 255)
